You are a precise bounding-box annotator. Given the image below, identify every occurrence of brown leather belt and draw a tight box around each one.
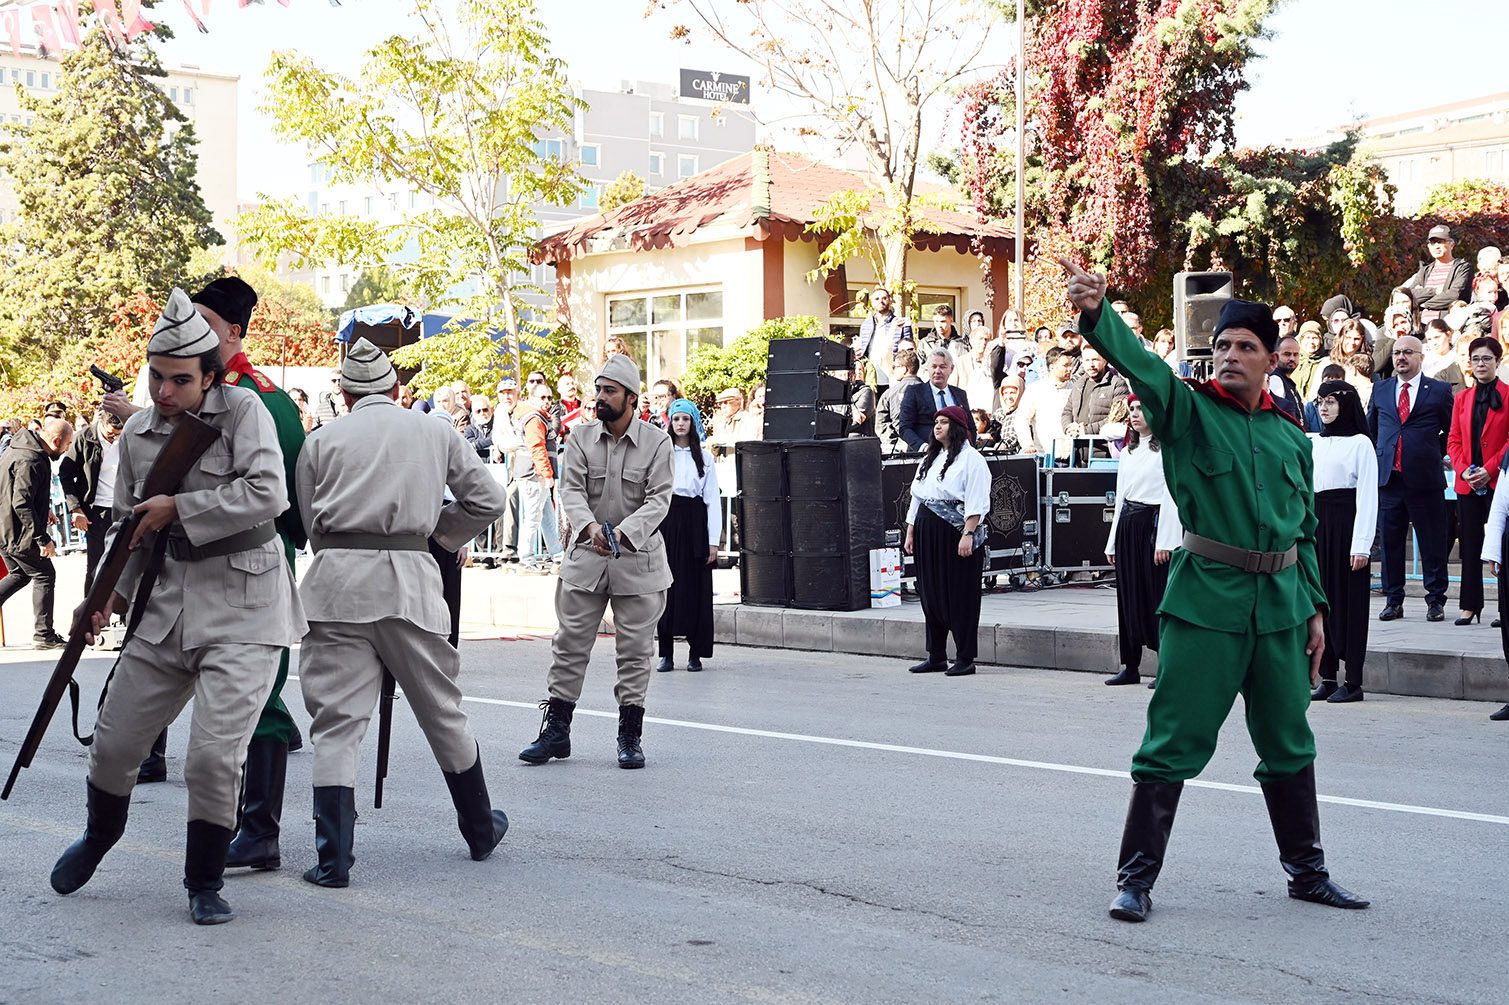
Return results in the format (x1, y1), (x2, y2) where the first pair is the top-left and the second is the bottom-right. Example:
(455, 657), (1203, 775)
(1181, 531), (1297, 574)
(310, 532), (429, 553)
(164, 522), (276, 561)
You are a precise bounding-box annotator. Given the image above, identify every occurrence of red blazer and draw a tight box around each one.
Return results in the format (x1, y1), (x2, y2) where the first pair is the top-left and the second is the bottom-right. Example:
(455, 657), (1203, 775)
(1447, 380), (1509, 492)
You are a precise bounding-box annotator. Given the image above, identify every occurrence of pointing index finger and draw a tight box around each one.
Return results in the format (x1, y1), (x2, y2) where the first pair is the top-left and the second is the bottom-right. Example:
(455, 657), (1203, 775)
(1058, 256), (1088, 279)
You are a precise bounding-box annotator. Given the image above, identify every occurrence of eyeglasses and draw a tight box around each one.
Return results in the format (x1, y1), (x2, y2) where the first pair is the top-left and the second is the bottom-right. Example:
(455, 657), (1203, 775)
(476, 408), (493, 414)
(527, 377), (544, 384)
(1392, 349), (1421, 357)
(1470, 355), (1499, 365)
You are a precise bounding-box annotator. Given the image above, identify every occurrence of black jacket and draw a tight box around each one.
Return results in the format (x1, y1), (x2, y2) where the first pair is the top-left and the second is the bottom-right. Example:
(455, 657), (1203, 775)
(876, 375), (921, 454)
(897, 381), (970, 452)
(0, 429), (54, 554)
(58, 421), (106, 513)
(1408, 258), (1473, 312)
(1061, 368), (1130, 433)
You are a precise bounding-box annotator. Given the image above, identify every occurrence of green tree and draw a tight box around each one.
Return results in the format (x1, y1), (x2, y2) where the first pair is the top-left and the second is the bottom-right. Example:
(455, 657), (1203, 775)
(600, 170), (646, 212)
(340, 266), (407, 313)
(238, 0), (583, 377)
(391, 321), (586, 396)
(0, 28), (219, 379)
(679, 315), (830, 410)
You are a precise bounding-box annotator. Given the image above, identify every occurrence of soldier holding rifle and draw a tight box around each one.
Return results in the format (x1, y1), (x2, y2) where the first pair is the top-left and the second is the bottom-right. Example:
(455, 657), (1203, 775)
(50, 290), (305, 926)
(1061, 259), (1370, 923)
(295, 339), (509, 888)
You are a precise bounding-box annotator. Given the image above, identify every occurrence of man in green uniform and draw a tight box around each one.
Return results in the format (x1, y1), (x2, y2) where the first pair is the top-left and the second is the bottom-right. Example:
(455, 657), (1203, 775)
(193, 277), (307, 871)
(1061, 259), (1369, 922)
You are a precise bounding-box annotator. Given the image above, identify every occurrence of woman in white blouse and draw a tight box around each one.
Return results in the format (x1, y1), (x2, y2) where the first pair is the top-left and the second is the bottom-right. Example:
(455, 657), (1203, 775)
(1103, 394), (1182, 687)
(1308, 381), (1378, 704)
(903, 405), (992, 677)
(655, 399), (721, 673)
(1479, 445), (1509, 722)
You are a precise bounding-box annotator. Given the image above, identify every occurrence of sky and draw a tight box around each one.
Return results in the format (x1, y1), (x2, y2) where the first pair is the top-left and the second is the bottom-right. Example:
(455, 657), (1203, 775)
(141, 0), (1505, 206)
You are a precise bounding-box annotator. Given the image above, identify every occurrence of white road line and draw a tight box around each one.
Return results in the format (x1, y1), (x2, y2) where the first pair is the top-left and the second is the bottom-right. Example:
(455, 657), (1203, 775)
(459, 694), (1509, 828)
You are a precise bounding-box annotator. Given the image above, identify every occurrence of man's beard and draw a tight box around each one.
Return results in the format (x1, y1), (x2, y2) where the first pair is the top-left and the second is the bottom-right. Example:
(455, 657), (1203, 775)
(1277, 361), (1296, 375)
(596, 399), (623, 422)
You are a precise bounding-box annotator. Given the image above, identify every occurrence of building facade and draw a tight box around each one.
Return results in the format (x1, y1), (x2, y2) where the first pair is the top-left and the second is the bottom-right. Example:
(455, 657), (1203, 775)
(0, 44), (238, 249)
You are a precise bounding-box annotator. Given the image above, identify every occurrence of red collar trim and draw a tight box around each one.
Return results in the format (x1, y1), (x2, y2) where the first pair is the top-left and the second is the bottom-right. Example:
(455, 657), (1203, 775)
(1190, 377), (1305, 430)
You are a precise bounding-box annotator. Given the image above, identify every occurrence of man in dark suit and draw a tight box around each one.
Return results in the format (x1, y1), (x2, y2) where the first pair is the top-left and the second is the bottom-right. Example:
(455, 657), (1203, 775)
(1368, 334), (1453, 621)
(897, 347), (970, 452)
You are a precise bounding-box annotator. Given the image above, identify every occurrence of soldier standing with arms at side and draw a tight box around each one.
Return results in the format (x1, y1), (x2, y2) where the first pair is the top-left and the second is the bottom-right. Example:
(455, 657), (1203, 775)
(296, 339), (510, 887)
(1061, 260), (1369, 923)
(52, 290), (305, 925)
(520, 354), (673, 769)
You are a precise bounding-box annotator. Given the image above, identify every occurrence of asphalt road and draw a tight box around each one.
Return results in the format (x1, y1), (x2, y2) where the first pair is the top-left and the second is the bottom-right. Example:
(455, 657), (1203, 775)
(1, 638), (1506, 1004)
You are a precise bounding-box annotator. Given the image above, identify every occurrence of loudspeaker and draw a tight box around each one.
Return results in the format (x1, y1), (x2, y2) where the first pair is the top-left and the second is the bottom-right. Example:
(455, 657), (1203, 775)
(1173, 271), (1233, 360)
(765, 370), (850, 407)
(767, 336), (851, 372)
(734, 438), (884, 611)
(762, 404), (847, 440)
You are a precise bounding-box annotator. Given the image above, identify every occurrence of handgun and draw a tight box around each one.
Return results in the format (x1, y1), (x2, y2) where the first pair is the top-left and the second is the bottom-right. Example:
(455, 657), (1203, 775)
(90, 365), (124, 394)
(602, 521), (621, 559)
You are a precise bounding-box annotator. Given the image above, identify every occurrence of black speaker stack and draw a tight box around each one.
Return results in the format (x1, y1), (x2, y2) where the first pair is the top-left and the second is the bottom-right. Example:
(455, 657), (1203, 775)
(1173, 271), (1233, 360)
(762, 336), (852, 440)
(737, 437), (884, 611)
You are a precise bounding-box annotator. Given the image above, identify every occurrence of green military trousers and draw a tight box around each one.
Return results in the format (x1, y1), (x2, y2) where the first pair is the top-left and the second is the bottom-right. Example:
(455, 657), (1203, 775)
(1131, 615), (1316, 784)
(249, 535), (296, 744)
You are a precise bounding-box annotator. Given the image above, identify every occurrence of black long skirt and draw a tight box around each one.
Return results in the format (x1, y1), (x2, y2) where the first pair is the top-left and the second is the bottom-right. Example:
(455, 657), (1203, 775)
(914, 504), (985, 663)
(1316, 488), (1370, 686)
(1113, 501), (1168, 671)
(657, 494), (714, 659)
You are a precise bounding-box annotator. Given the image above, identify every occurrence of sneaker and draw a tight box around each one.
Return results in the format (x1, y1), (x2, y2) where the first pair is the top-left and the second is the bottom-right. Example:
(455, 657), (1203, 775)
(33, 632), (67, 650)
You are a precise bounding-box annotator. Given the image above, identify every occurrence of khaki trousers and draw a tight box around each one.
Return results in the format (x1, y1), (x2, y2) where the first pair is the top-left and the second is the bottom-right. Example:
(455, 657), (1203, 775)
(88, 618), (280, 828)
(548, 582), (667, 707)
(299, 618), (479, 788)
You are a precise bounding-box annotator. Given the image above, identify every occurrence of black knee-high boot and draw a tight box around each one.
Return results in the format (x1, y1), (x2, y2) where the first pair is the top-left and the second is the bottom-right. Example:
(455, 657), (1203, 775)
(441, 746), (509, 861)
(1109, 781), (1183, 922)
(51, 782), (131, 895)
(226, 737), (288, 870)
(1260, 763), (1369, 909)
(184, 820), (236, 925)
(303, 786), (356, 888)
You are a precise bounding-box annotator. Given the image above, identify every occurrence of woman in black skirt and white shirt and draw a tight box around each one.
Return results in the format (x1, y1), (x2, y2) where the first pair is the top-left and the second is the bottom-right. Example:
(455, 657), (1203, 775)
(1308, 380), (1377, 704)
(904, 405), (992, 677)
(656, 398), (720, 672)
(1103, 394), (1182, 687)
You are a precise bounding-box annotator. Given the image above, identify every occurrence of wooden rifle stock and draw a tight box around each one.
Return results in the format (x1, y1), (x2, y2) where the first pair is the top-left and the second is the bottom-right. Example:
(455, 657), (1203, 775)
(3, 412), (221, 800)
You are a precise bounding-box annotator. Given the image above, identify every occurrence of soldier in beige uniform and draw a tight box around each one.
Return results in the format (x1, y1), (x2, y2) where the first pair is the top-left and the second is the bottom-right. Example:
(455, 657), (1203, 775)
(296, 339), (511, 888)
(520, 354), (673, 769)
(51, 289), (305, 926)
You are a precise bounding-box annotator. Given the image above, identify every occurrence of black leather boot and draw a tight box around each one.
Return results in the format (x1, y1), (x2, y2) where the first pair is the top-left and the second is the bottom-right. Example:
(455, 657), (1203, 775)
(656, 656), (674, 672)
(518, 697), (574, 764)
(1105, 667), (1141, 686)
(137, 729), (168, 784)
(303, 786), (356, 888)
(1260, 763), (1369, 909)
(617, 704), (645, 769)
(226, 737), (288, 871)
(51, 782), (131, 895)
(1108, 781), (1183, 922)
(441, 746), (509, 861)
(184, 820), (236, 925)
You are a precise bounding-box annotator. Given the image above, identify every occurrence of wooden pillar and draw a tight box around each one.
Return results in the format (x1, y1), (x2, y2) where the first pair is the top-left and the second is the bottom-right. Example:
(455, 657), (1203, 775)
(990, 251), (1012, 334)
(553, 258), (573, 331)
(746, 236), (786, 320)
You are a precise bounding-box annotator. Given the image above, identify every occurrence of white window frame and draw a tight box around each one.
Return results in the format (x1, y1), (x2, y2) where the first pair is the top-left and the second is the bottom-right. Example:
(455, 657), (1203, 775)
(605, 287), (725, 387)
(677, 154), (698, 179)
(581, 185), (599, 209)
(648, 151), (665, 176)
(580, 143), (600, 167)
(677, 114), (699, 141)
(649, 111), (664, 136)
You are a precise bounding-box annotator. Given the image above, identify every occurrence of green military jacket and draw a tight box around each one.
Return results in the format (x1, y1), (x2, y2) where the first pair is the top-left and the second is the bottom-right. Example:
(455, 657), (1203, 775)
(1079, 308), (1327, 634)
(224, 353), (307, 555)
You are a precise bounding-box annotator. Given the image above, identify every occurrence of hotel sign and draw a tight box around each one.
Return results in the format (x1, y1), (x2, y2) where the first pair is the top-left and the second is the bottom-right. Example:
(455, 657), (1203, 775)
(680, 68), (750, 104)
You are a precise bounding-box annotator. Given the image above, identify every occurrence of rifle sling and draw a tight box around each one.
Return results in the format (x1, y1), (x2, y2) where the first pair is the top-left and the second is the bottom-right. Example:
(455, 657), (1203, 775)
(70, 530), (171, 747)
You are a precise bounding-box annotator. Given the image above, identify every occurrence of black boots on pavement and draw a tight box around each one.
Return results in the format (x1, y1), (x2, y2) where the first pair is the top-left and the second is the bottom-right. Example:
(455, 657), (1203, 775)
(617, 704), (645, 768)
(1108, 781), (1182, 922)
(519, 697), (574, 764)
(441, 748), (510, 860)
(1260, 764), (1370, 909)
(225, 737), (288, 871)
(1110, 766), (1369, 922)
(51, 782), (130, 895)
(184, 820), (236, 925)
(303, 786), (357, 888)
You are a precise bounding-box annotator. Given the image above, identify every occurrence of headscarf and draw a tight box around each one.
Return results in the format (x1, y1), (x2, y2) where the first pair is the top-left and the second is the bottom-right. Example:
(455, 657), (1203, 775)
(1320, 294), (1361, 321)
(667, 397), (706, 439)
(1316, 380), (1368, 438)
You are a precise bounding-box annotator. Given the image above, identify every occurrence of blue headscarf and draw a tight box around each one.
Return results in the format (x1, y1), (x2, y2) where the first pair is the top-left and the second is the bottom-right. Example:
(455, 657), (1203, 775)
(668, 398), (706, 440)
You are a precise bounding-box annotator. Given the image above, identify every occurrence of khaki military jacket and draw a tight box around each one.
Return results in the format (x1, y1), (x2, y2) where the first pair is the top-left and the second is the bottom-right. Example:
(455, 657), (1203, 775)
(111, 383), (306, 649)
(558, 416), (674, 594)
(295, 393), (507, 635)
